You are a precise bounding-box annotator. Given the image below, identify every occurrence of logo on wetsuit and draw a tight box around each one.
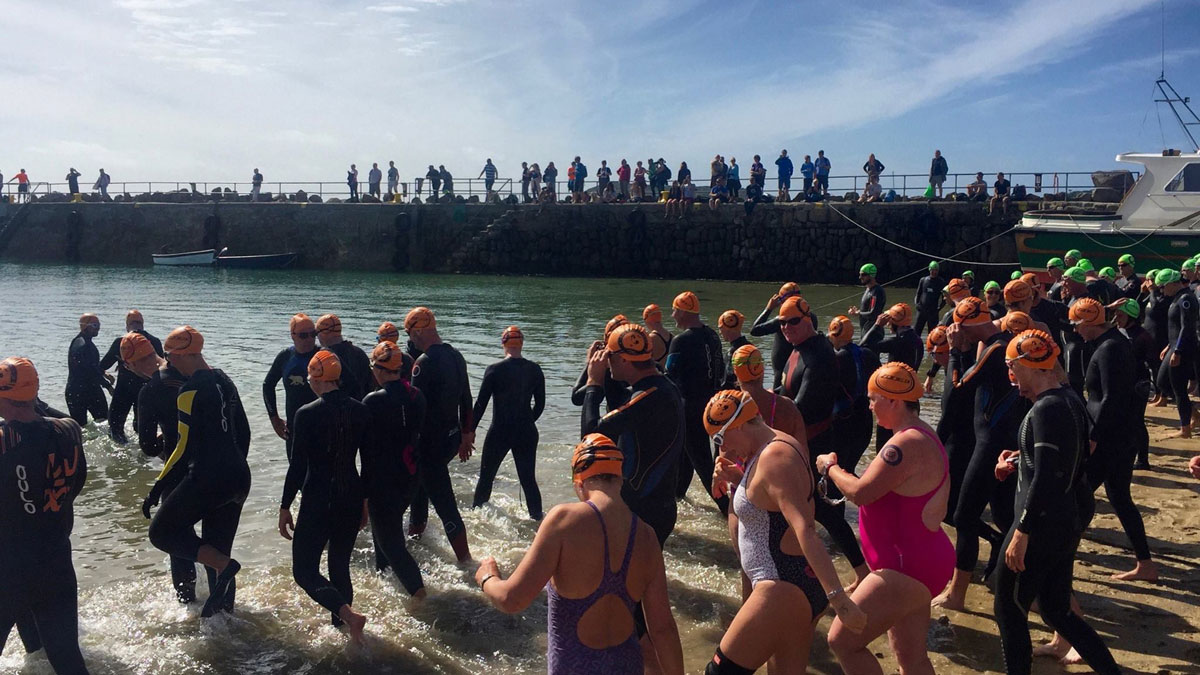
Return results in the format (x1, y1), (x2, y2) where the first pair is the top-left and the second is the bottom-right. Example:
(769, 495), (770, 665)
(43, 444), (81, 513)
(16, 464), (35, 514)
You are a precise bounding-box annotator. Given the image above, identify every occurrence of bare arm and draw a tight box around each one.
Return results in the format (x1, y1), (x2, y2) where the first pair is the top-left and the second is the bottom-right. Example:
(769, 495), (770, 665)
(823, 435), (915, 506)
(479, 507), (567, 613)
(640, 538), (684, 675)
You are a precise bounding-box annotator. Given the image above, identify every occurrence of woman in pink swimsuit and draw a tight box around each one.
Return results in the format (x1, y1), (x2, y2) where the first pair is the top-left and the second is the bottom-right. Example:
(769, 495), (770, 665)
(816, 362), (953, 675)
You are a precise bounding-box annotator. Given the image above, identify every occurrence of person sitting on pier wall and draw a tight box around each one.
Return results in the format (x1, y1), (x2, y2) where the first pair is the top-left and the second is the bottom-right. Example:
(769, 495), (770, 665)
(990, 172), (1012, 216)
(664, 181), (683, 219)
(804, 177), (825, 203)
(709, 178), (729, 210)
(967, 172), (987, 201)
(858, 177), (882, 204)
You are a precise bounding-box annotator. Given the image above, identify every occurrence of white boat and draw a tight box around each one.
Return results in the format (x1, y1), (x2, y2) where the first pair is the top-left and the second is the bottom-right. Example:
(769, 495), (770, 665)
(152, 249), (216, 266)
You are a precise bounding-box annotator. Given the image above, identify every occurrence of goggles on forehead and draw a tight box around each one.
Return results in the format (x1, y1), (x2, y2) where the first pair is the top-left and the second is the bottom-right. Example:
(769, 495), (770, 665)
(711, 392), (751, 449)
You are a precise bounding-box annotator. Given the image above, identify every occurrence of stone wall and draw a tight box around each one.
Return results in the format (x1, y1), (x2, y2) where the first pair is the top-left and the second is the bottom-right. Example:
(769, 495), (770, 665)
(0, 200), (1019, 282)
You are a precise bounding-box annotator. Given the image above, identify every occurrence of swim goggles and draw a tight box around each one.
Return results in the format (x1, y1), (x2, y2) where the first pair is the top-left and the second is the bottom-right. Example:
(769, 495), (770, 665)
(711, 391), (751, 449)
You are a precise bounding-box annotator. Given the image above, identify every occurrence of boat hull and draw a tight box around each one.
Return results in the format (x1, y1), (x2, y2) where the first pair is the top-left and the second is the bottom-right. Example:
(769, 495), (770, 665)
(1015, 225), (1199, 275)
(152, 249), (216, 266)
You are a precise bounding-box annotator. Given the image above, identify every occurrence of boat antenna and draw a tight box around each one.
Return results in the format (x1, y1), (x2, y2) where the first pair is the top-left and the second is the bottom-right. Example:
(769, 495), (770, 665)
(1153, 1), (1200, 151)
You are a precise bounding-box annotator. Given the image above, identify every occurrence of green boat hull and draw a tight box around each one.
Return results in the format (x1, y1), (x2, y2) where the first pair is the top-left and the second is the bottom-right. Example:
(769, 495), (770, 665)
(1015, 228), (1200, 275)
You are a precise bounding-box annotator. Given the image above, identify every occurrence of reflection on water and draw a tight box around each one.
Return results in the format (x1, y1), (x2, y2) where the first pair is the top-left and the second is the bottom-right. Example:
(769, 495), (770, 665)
(0, 264), (905, 674)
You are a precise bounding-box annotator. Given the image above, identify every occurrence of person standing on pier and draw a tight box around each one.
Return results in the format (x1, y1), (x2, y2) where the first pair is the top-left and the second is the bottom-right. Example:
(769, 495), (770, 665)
(387, 160), (400, 196)
(251, 169), (263, 202)
(426, 165), (441, 199)
(347, 164), (359, 201)
(596, 160), (611, 197)
(368, 163), (383, 199)
(479, 158), (497, 196)
(93, 169), (110, 200)
(65, 168), (81, 197)
(439, 165), (453, 197)
(727, 158), (741, 200)
(775, 149), (793, 200)
(814, 150), (831, 195)
(800, 154), (815, 191)
(99, 309), (163, 444)
(863, 154), (885, 183)
(617, 159), (630, 200)
(750, 155), (765, 189)
(930, 150), (949, 198)
(7, 169), (29, 203)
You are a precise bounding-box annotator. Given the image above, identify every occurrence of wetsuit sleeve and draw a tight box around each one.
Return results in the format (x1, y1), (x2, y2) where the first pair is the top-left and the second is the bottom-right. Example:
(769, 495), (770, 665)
(136, 383), (163, 457)
(663, 332), (687, 387)
(34, 398), (69, 419)
(1176, 294), (1198, 352)
(859, 324), (891, 352)
(281, 406), (311, 509)
(1089, 342), (1133, 444)
(750, 306), (778, 337)
(232, 387), (251, 458)
(470, 365), (495, 433)
(570, 366), (588, 406)
(156, 384), (199, 482)
(457, 351), (473, 432)
(1018, 400), (1072, 534)
(794, 360), (835, 425)
(99, 337), (121, 371)
(262, 349), (287, 419)
(914, 279), (924, 307)
(531, 364), (546, 421)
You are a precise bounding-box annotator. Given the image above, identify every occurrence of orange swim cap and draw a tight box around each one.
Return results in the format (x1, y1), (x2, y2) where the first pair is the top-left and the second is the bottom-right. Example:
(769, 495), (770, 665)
(125, 309), (144, 325)
(868, 362), (924, 402)
(316, 314), (342, 336)
(778, 296), (811, 321)
(719, 310), (744, 331)
(642, 304), (662, 323)
(1068, 298), (1106, 327)
(404, 307), (436, 333)
(120, 332), (156, 363)
(606, 323), (653, 362)
(1001, 311), (1033, 334)
(926, 325), (950, 354)
(502, 325), (524, 345)
(1019, 272), (1039, 288)
(164, 326), (204, 355)
(377, 321), (400, 343)
(885, 303), (914, 327)
(672, 291), (700, 314)
(0, 357), (38, 401)
(779, 282), (801, 297)
(308, 349), (342, 382)
(370, 340), (408, 372)
(290, 313), (315, 334)
(731, 344), (765, 383)
(1006, 330), (1060, 369)
(946, 278), (970, 302)
(78, 313), (99, 330)
(703, 389), (760, 437)
(603, 314), (629, 341)
(572, 433), (625, 484)
(952, 296), (991, 326)
(1003, 280), (1033, 305)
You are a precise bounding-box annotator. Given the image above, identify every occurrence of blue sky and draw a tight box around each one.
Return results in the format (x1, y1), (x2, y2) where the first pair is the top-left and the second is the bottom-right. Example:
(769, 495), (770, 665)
(2, 0), (1198, 189)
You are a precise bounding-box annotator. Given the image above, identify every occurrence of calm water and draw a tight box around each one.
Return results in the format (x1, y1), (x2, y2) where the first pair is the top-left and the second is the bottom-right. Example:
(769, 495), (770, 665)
(0, 264), (914, 675)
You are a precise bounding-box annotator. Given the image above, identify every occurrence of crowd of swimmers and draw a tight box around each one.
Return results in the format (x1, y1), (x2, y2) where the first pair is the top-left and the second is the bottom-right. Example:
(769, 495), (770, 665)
(3, 249), (1200, 673)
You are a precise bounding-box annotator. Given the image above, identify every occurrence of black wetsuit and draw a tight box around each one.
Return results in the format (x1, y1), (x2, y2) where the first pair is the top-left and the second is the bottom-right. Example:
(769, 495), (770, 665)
(750, 305), (818, 390)
(781, 334), (867, 569)
(99, 329), (163, 442)
(951, 331), (1025, 574)
(858, 284), (886, 331)
(721, 335), (750, 389)
(262, 346), (318, 460)
(665, 324), (728, 513)
(325, 340), (372, 401)
(571, 367), (630, 412)
(1159, 288), (1198, 427)
(470, 356), (546, 519)
(65, 332), (110, 426)
(831, 342), (880, 497)
(148, 369), (251, 614)
(0, 417), (89, 675)
(860, 324), (924, 370)
(938, 342), (977, 524)
(362, 380), (426, 595)
(1081, 328), (1151, 561)
(994, 387), (1120, 675)
(1115, 274), (1141, 301)
(1124, 322), (1157, 465)
(408, 342), (472, 556)
(136, 364), (212, 603)
(1029, 298), (1068, 350)
(1047, 279), (1064, 304)
(282, 389), (368, 623)
(913, 275), (944, 337)
(1064, 289), (1105, 395)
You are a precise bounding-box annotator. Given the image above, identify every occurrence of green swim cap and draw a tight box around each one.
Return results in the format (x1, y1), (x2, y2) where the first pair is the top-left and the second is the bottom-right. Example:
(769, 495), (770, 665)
(860, 263), (877, 276)
(1146, 268), (1159, 281)
(984, 280), (1001, 292)
(1156, 268), (1182, 286)
(1183, 259), (1197, 271)
(1115, 298), (1140, 319)
(929, 261), (940, 271)
(963, 270), (975, 278)
(1011, 270), (1022, 280)
(1064, 267), (1087, 284)
(1065, 249), (1082, 260)
(1099, 266), (1116, 281)
(1076, 258), (1094, 272)
(1046, 257), (1064, 270)
(1118, 254), (1135, 266)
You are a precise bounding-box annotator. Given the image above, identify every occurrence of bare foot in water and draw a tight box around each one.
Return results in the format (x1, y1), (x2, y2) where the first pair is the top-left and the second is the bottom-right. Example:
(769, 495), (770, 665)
(1112, 559), (1159, 582)
(1061, 647), (1085, 665)
(1033, 635), (1070, 659)
(339, 606), (367, 646)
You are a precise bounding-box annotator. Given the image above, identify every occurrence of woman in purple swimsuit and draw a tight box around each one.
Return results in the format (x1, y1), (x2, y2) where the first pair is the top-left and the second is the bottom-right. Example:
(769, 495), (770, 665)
(475, 434), (683, 675)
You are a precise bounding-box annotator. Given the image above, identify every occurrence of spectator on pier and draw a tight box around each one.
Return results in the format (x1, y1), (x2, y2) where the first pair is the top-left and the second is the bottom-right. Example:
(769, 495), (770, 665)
(654, 159), (671, 197)
(479, 158), (498, 195)
(677, 162), (691, 186)
(750, 155), (766, 188)
(529, 163), (542, 199)
(597, 160), (612, 197)
(967, 172), (987, 201)
(347, 164), (359, 200)
(94, 169), (110, 200)
(0, 169), (4, 198)
(368, 163), (383, 198)
(726, 158), (741, 201)
(814, 150), (831, 194)
(681, 178), (697, 214)
(66, 168), (81, 197)
(388, 161), (400, 196)
(251, 168), (263, 202)
(710, 155), (724, 185)
(743, 182), (766, 216)
(542, 162), (557, 199)
(520, 162), (531, 202)
(858, 177), (882, 203)
(439, 165), (453, 197)
(800, 154), (815, 189)
(665, 180), (682, 218)
(633, 161), (647, 201)
(804, 176), (825, 202)
(929, 150), (949, 198)
(617, 159), (631, 200)
(572, 156), (587, 202)
(7, 169), (30, 203)
(601, 182), (617, 203)
(775, 149), (793, 200)
(863, 153), (884, 181)
(990, 172), (1011, 216)
(708, 177), (729, 210)
(426, 165), (441, 198)
(567, 163), (577, 197)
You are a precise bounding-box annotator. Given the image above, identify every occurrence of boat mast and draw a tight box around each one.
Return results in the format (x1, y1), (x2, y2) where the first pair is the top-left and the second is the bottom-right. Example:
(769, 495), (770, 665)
(1154, 2), (1200, 151)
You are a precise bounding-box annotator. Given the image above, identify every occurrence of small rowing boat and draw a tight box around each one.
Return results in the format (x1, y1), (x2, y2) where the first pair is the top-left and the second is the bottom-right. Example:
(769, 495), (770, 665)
(151, 249), (216, 266)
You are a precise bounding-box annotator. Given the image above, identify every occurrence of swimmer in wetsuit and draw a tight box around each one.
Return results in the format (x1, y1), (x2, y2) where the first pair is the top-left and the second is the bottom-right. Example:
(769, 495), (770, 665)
(277, 350), (370, 644)
(404, 306), (474, 561)
(829, 315), (882, 485)
(913, 261), (944, 339)
(994, 330), (1121, 675)
(571, 314), (632, 413)
(1113, 299), (1157, 468)
(99, 310), (162, 443)
(642, 304), (673, 367)
(263, 314), (319, 461)
(924, 278), (973, 389)
(848, 263), (885, 331)
(315, 314), (373, 401)
(1154, 269), (1197, 436)
(750, 282), (810, 390)
(705, 390), (866, 674)
(362, 341), (426, 596)
(717, 309), (750, 390)
(66, 313), (113, 426)
(470, 326), (546, 520)
(0, 357), (90, 675)
(817, 362), (954, 675)
(861, 303), (925, 449)
(144, 326), (250, 619)
(665, 291), (728, 513)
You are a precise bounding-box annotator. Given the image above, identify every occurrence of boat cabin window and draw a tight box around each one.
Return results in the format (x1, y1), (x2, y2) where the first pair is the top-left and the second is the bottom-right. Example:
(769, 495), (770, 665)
(1164, 163), (1200, 192)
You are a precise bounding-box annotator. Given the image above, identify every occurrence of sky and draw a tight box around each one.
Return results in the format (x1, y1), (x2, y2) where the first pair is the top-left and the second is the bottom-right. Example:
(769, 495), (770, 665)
(2, 0), (1199, 190)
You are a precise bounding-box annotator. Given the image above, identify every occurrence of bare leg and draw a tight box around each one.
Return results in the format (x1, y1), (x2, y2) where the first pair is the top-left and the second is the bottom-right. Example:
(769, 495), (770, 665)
(930, 569), (970, 611)
(830, 571), (932, 675)
(1112, 558), (1159, 582)
(338, 605), (367, 646)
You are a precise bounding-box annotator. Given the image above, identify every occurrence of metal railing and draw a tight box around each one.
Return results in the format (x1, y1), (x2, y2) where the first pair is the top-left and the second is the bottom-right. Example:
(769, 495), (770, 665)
(0, 171), (1136, 203)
